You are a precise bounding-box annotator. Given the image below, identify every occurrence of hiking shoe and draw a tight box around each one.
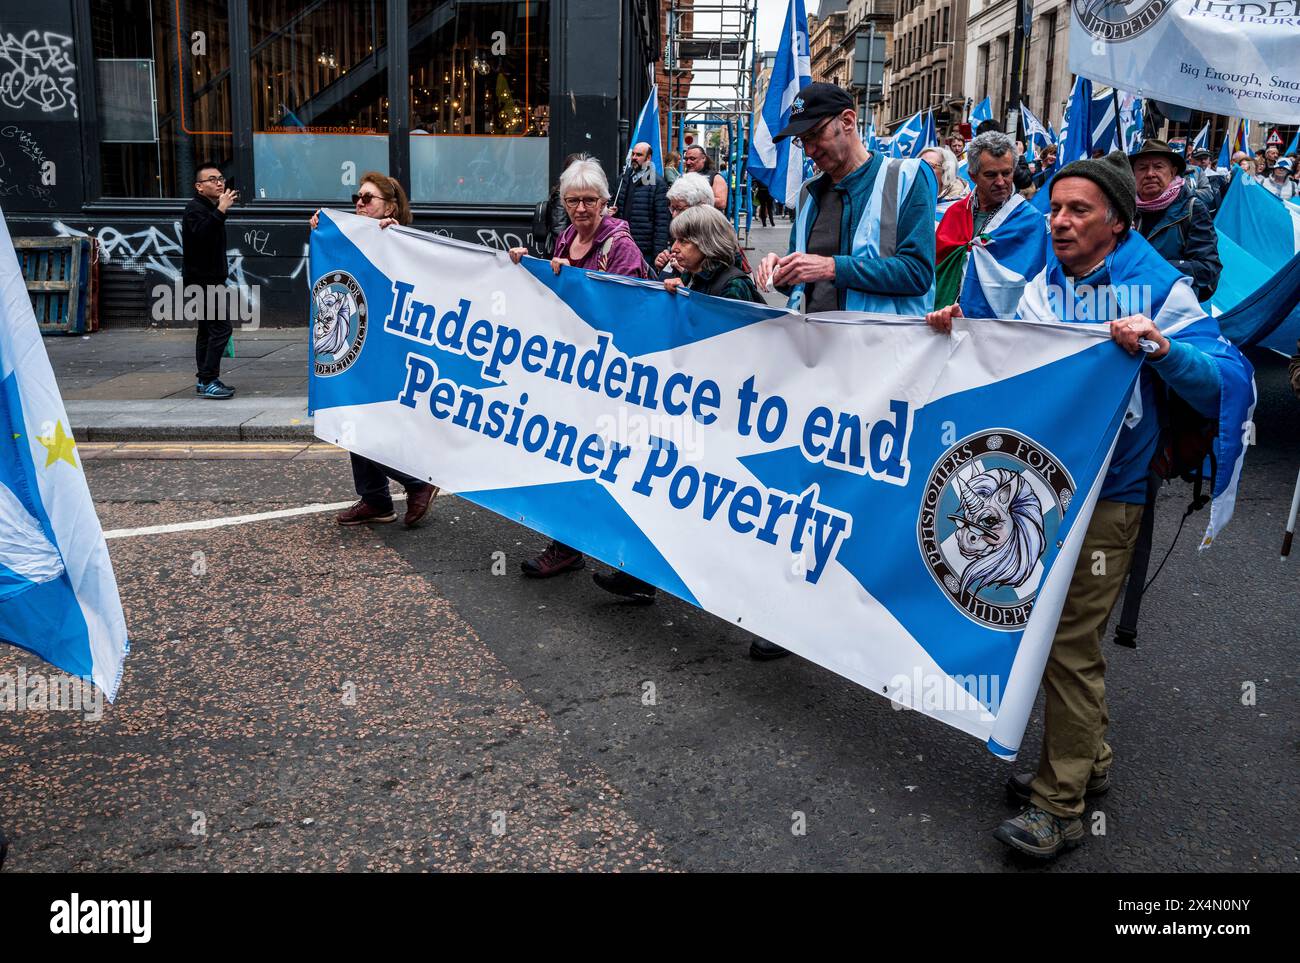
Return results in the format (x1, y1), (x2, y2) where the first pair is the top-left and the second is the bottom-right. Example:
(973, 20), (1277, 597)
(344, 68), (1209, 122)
(592, 570), (656, 604)
(1006, 771), (1110, 807)
(403, 484), (438, 527)
(994, 805), (1084, 860)
(336, 499), (396, 526)
(520, 542), (585, 578)
(198, 379), (234, 400)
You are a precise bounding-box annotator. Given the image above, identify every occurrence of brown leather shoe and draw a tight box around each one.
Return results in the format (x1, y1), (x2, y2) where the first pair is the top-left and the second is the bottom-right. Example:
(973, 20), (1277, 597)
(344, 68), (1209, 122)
(520, 541), (585, 578)
(336, 499), (396, 526)
(403, 484), (438, 527)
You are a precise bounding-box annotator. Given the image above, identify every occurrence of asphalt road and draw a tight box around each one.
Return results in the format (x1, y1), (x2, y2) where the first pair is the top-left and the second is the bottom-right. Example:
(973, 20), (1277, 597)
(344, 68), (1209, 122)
(0, 351), (1295, 872)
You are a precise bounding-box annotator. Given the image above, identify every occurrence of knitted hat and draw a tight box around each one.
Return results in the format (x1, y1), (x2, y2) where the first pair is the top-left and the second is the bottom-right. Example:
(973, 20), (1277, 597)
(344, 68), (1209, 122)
(1051, 150), (1137, 226)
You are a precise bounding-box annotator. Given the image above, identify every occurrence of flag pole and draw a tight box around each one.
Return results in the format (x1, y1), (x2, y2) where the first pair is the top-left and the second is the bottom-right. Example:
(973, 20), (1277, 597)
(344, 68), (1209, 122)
(1282, 466), (1300, 560)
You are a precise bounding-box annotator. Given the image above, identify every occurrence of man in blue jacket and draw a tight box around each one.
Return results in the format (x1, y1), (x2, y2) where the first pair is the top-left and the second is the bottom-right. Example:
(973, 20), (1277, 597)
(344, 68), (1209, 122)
(612, 142), (670, 267)
(755, 83), (936, 317)
(927, 152), (1254, 859)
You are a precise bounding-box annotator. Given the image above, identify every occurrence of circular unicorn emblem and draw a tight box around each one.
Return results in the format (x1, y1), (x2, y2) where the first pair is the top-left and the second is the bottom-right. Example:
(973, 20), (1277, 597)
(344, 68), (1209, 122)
(312, 271), (367, 376)
(1072, 0), (1171, 42)
(917, 430), (1075, 631)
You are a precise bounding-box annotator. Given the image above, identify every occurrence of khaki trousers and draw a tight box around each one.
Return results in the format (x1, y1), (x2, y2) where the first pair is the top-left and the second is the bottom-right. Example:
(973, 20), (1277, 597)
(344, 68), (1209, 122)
(1030, 499), (1144, 819)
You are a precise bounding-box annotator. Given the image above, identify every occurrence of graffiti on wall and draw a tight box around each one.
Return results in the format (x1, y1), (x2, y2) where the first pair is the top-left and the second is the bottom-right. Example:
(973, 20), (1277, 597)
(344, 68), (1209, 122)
(0, 124), (54, 206)
(0, 30), (77, 116)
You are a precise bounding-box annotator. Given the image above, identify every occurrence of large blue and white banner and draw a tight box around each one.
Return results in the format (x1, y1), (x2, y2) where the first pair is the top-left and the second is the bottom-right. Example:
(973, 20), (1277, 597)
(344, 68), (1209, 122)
(0, 211), (129, 700)
(1070, 1), (1300, 124)
(308, 211), (1146, 758)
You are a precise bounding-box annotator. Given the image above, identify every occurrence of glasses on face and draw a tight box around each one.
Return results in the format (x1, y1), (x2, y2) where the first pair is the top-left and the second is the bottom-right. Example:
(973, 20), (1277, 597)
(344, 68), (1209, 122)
(563, 196), (602, 209)
(669, 200), (689, 215)
(353, 192), (383, 206)
(199, 175), (225, 184)
(793, 117), (836, 150)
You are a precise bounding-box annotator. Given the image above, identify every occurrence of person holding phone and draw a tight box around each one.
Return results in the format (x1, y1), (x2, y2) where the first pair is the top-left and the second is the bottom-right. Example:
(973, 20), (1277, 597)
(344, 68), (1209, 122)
(183, 162), (239, 399)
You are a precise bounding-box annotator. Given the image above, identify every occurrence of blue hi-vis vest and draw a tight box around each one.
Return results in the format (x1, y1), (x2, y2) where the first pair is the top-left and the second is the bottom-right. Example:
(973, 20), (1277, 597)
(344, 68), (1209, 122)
(791, 157), (935, 316)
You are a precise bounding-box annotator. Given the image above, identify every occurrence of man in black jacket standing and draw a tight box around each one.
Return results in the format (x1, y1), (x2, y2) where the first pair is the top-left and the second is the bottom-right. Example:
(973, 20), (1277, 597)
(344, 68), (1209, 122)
(183, 163), (238, 399)
(612, 143), (670, 266)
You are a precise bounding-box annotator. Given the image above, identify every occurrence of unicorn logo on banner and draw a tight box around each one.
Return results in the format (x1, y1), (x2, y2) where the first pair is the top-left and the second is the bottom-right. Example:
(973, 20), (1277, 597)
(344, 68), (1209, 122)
(312, 271), (368, 376)
(918, 430), (1075, 631)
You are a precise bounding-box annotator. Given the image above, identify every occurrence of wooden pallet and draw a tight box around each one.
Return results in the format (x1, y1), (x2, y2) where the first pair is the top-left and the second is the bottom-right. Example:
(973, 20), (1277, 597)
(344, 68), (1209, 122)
(15, 236), (99, 335)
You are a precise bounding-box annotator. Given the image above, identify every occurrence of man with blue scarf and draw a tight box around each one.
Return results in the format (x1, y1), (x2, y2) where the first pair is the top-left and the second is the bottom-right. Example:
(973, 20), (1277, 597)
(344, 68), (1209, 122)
(927, 152), (1255, 859)
(755, 83), (936, 318)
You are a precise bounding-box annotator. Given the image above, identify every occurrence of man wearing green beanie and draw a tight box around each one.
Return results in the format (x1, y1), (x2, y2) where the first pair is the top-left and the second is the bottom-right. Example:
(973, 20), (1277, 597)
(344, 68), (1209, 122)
(926, 151), (1255, 860)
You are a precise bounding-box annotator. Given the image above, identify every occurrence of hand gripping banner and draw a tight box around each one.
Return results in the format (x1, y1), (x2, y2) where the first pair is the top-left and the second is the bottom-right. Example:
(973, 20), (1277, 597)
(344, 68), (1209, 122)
(308, 211), (1142, 759)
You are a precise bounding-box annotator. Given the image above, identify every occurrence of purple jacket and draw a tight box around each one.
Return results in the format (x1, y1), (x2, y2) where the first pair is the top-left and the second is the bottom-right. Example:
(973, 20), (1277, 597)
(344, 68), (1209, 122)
(554, 216), (648, 277)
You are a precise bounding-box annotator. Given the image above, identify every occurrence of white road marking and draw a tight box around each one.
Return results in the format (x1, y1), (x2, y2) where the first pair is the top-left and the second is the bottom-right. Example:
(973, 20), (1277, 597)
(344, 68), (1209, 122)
(102, 494), (408, 540)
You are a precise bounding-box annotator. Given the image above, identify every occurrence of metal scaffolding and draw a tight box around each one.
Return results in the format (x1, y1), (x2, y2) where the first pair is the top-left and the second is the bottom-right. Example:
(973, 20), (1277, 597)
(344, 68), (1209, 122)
(664, 0), (759, 240)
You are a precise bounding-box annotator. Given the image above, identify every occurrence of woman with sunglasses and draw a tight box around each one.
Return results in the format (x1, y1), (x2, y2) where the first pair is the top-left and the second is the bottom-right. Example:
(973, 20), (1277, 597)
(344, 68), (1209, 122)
(310, 172), (438, 528)
(506, 156), (648, 579)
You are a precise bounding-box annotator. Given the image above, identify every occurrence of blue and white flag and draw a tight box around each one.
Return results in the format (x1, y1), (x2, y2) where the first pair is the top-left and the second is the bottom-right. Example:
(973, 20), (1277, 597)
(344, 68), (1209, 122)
(310, 209), (1168, 757)
(0, 212), (128, 700)
(1286, 128), (1300, 157)
(1210, 168), (1300, 354)
(1020, 103), (1052, 162)
(746, 0), (811, 207)
(626, 84), (664, 176)
(1090, 88), (1119, 154)
(971, 97), (993, 126)
(1191, 122), (1210, 155)
(890, 110), (935, 159)
(959, 195), (1050, 320)
(1030, 76), (1092, 215)
(1070, 5), (1300, 124)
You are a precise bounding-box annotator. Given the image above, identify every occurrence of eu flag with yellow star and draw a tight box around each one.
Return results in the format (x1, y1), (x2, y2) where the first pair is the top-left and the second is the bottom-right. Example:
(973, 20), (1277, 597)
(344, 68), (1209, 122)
(0, 211), (128, 700)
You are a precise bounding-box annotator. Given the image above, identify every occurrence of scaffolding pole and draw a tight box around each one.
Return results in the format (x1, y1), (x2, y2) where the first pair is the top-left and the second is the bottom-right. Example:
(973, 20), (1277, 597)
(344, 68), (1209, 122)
(665, 0), (758, 243)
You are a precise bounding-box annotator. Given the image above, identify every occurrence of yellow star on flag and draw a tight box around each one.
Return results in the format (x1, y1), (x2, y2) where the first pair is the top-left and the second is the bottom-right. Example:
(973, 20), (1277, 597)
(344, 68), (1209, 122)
(37, 421), (78, 468)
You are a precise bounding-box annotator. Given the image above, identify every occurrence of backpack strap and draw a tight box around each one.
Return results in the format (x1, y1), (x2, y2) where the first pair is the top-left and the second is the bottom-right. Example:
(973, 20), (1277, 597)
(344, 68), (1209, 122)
(1113, 472), (1161, 649)
(598, 230), (650, 277)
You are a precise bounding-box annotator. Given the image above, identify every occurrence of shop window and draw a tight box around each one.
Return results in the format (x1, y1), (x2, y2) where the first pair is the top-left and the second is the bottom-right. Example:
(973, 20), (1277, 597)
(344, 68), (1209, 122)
(248, 0), (389, 200)
(92, 0), (233, 197)
(408, 0), (550, 205)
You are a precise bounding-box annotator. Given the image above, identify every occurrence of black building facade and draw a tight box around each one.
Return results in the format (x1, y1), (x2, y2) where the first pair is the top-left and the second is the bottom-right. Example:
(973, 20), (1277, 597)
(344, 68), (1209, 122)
(0, 0), (659, 324)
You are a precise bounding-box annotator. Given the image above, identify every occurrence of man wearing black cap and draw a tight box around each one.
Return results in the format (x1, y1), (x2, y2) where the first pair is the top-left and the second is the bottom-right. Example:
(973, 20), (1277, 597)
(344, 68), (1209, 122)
(1185, 147), (1223, 213)
(926, 152), (1254, 860)
(1130, 140), (1221, 302)
(754, 82), (936, 319)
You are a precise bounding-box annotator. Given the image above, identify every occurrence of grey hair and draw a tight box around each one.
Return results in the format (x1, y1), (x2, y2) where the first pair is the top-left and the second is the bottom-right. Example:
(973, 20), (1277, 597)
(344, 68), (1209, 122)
(669, 204), (739, 271)
(968, 130), (1016, 175)
(666, 172), (715, 209)
(920, 146), (960, 193)
(558, 157), (611, 202)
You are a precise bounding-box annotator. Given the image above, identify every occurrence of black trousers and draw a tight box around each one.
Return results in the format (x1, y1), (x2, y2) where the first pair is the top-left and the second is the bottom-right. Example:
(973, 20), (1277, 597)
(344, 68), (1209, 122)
(191, 281), (232, 383)
(351, 453), (424, 511)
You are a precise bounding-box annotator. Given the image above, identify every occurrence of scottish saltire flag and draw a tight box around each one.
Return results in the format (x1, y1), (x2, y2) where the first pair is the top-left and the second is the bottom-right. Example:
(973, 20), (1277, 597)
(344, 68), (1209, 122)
(1210, 168), (1300, 354)
(1192, 122), (1210, 155)
(1018, 230), (1256, 547)
(1070, 6), (1300, 123)
(310, 209), (1157, 757)
(890, 110), (935, 159)
(1090, 88), (1119, 154)
(1286, 128), (1300, 156)
(746, 0), (811, 206)
(971, 97), (993, 126)
(1020, 104), (1052, 162)
(0, 211), (128, 699)
(1030, 76), (1092, 215)
(936, 194), (1049, 319)
(626, 84), (664, 176)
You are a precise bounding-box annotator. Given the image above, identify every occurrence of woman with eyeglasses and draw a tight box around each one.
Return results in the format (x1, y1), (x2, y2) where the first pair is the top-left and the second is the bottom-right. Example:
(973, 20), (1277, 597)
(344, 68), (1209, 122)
(309, 172), (439, 528)
(506, 156), (648, 579)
